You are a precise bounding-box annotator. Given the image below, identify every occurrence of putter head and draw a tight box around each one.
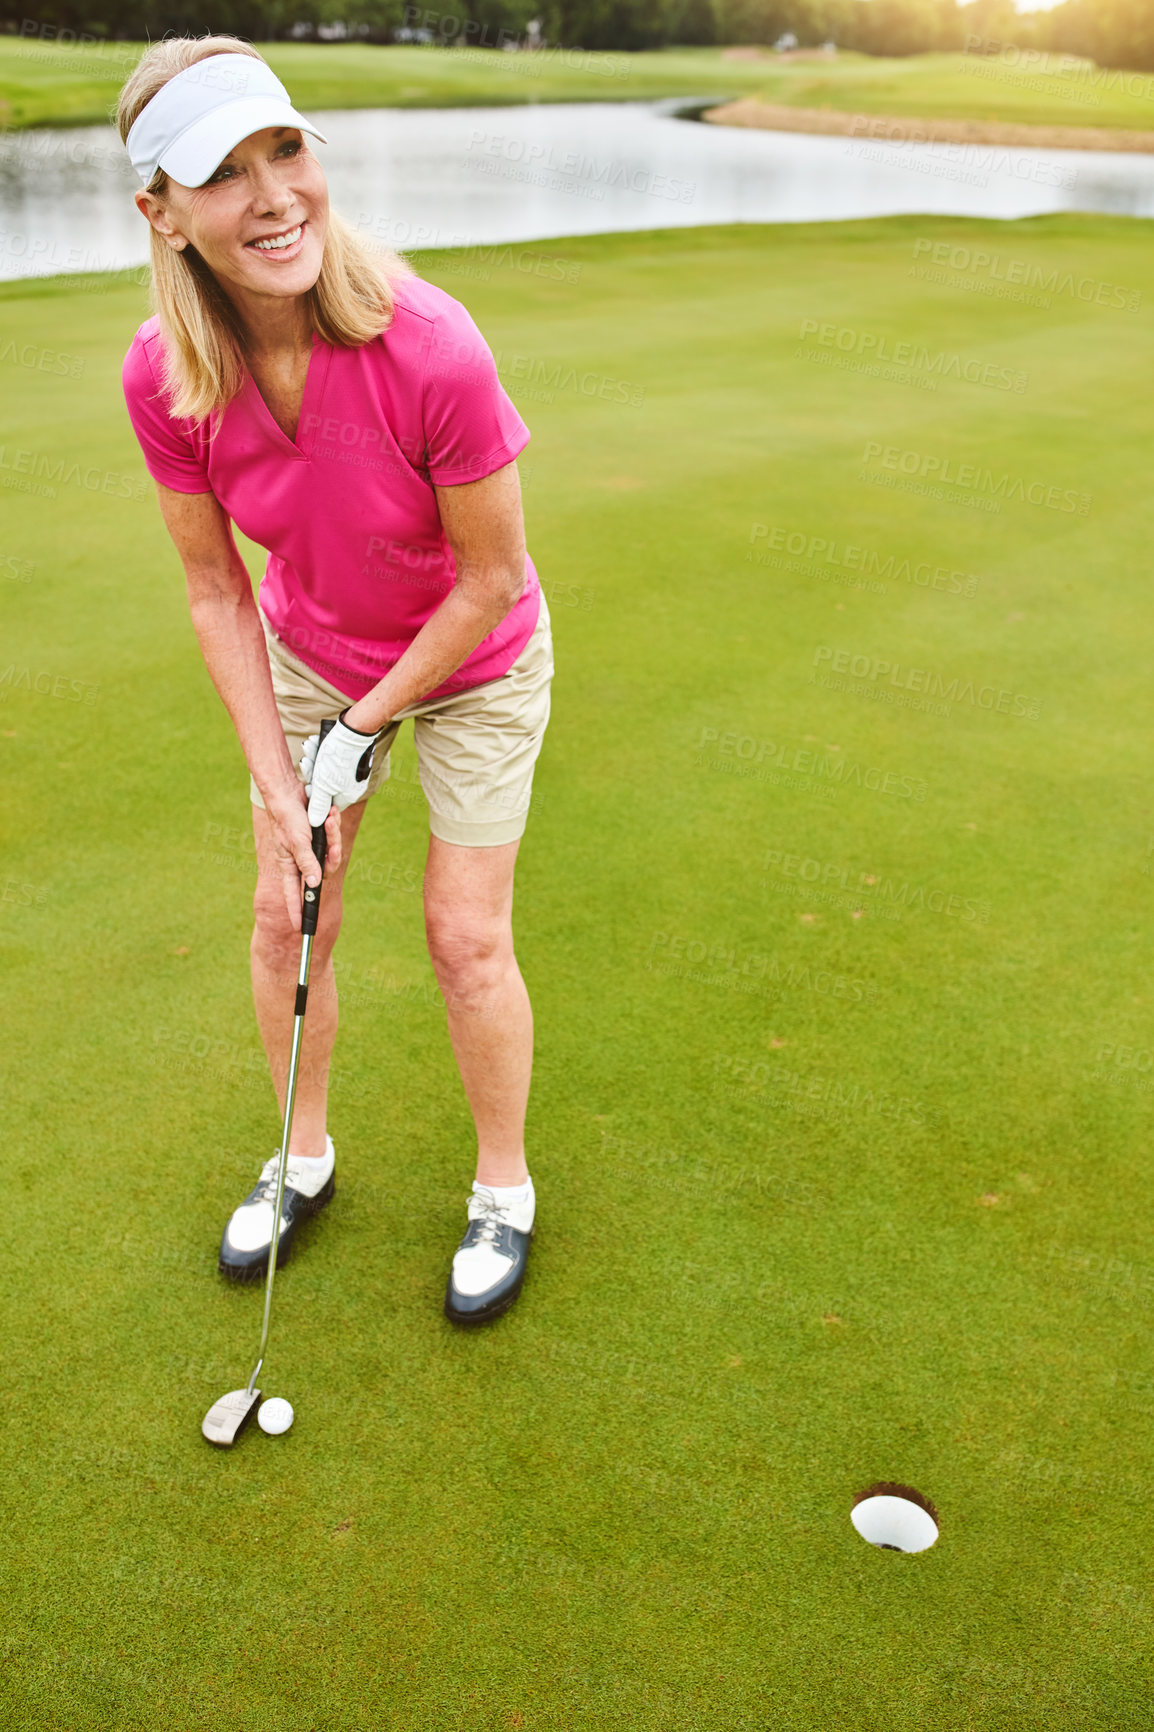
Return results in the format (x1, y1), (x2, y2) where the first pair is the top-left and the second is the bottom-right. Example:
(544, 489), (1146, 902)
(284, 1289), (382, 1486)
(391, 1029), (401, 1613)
(202, 1387), (261, 1448)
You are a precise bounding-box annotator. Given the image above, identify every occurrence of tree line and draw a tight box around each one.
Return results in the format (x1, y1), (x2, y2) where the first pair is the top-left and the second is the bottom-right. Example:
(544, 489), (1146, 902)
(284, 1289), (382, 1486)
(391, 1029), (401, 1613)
(5, 0), (1154, 74)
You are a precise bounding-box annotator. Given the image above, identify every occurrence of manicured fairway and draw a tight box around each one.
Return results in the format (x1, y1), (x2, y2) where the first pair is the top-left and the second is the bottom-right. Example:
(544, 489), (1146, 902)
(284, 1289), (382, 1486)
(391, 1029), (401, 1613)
(3, 212), (1154, 1726)
(0, 38), (775, 128)
(738, 46), (1154, 130)
(6, 39), (1154, 133)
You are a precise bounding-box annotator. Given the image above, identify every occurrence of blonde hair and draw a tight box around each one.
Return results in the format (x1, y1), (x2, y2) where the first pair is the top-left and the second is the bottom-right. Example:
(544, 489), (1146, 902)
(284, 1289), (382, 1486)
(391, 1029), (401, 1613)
(117, 35), (413, 424)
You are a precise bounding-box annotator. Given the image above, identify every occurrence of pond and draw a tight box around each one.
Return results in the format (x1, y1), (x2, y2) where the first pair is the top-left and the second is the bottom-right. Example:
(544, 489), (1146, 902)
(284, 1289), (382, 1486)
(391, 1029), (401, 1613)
(2, 97), (1153, 280)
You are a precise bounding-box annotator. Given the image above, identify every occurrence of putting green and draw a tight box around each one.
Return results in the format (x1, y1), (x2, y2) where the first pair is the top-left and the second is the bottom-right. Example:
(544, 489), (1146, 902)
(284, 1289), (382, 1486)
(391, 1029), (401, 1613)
(2, 213), (1153, 1727)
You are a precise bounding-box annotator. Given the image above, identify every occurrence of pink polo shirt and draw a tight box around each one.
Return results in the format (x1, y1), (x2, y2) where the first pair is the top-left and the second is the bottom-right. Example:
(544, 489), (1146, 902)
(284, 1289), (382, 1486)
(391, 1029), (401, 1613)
(121, 275), (539, 703)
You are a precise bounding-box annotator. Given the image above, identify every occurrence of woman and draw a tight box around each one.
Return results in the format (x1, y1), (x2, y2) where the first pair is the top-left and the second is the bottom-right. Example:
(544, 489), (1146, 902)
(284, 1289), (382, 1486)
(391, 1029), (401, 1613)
(118, 35), (551, 1326)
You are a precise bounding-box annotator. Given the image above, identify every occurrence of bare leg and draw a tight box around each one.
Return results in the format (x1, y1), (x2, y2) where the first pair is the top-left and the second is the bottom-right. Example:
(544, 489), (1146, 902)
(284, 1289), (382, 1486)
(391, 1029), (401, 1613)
(250, 800), (368, 1158)
(423, 835), (532, 1188)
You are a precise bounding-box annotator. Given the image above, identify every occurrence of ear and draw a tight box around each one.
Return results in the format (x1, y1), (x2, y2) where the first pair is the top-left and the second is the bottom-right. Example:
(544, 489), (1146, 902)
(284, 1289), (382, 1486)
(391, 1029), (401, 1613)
(135, 188), (187, 252)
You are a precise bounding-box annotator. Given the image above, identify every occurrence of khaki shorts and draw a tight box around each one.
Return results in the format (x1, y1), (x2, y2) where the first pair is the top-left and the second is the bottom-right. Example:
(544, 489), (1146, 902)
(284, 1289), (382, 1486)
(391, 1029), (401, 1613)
(251, 590), (553, 847)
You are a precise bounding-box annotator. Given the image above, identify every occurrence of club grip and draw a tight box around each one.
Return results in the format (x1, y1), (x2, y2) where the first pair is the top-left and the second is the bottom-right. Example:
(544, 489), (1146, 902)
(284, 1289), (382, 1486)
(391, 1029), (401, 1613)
(301, 717), (336, 937)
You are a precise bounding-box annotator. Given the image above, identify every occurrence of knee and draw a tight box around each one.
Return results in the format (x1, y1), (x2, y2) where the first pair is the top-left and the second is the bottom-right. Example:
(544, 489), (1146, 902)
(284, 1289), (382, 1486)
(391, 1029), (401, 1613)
(426, 914), (509, 1002)
(253, 879), (343, 966)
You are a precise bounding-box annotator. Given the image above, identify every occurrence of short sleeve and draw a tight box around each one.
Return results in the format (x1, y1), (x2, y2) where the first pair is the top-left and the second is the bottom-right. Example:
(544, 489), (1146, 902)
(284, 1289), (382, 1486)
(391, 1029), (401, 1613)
(121, 328), (213, 494)
(419, 298), (530, 485)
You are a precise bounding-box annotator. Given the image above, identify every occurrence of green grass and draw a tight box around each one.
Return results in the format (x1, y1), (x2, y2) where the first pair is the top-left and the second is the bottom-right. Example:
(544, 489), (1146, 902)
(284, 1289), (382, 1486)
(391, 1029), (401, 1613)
(3, 212), (1154, 1726)
(5, 39), (1154, 133)
(746, 47), (1154, 130)
(0, 39), (766, 129)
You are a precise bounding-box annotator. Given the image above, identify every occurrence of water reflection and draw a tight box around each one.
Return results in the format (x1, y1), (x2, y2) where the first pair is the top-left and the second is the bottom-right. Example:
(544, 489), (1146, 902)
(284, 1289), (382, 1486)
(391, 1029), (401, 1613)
(2, 97), (1153, 280)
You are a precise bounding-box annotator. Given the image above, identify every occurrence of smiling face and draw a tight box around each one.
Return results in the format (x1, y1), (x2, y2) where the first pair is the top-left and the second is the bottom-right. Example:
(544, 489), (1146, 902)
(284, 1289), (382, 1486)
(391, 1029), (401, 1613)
(135, 126), (328, 321)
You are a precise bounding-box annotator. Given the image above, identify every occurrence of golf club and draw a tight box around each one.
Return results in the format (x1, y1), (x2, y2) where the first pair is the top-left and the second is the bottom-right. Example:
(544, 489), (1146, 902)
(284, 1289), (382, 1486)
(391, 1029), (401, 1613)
(202, 720), (334, 1447)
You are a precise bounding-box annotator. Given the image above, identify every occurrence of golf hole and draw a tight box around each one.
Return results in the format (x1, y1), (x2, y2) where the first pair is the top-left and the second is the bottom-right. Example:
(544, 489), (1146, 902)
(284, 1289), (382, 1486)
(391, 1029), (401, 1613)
(851, 1482), (939, 1553)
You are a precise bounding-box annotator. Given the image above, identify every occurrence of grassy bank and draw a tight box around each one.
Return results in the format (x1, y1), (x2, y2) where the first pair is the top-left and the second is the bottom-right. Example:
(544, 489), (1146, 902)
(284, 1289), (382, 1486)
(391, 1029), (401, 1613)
(745, 46), (1154, 130)
(2, 213), (1154, 1726)
(0, 39), (767, 129)
(4, 39), (1154, 132)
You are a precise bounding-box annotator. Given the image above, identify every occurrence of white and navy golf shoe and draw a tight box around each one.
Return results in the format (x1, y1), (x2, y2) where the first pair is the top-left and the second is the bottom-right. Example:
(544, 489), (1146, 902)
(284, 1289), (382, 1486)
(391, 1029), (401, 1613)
(218, 1136), (336, 1281)
(444, 1181), (535, 1325)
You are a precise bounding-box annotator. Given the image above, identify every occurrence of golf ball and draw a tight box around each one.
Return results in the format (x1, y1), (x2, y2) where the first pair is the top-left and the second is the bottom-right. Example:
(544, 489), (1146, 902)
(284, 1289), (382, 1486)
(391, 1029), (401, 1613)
(257, 1397), (294, 1436)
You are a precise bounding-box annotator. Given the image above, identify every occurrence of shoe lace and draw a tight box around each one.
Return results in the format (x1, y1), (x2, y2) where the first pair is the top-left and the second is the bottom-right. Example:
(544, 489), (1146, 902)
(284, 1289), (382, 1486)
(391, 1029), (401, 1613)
(255, 1153), (285, 1205)
(467, 1189), (510, 1246)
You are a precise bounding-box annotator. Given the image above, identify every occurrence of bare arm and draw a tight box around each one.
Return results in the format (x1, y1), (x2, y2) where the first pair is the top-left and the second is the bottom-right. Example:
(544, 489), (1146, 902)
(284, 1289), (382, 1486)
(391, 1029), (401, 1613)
(153, 483), (341, 923)
(341, 460), (528, 735)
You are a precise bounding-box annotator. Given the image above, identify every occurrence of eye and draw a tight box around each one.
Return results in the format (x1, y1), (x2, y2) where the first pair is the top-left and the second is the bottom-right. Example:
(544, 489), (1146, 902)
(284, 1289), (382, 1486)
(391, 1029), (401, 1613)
(205, 137), (299, 184)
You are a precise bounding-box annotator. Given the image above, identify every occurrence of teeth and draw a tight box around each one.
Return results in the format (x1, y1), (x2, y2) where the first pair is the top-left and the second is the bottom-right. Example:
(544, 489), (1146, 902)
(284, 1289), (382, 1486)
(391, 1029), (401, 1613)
(252, 225), (302, 251)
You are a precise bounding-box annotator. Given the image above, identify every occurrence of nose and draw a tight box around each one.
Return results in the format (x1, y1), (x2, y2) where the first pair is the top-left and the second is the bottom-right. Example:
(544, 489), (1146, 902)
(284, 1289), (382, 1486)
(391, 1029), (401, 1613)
(246, 157), (295, 218)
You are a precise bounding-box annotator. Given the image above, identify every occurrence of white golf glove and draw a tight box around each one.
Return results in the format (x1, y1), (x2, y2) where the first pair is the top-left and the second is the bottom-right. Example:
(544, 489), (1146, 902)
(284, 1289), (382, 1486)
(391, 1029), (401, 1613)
(300, 709), (385, 825)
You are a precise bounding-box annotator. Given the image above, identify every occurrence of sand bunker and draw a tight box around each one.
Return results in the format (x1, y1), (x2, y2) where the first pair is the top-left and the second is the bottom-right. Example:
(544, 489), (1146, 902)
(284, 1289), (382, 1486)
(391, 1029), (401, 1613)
(703, 97), (1154, 154)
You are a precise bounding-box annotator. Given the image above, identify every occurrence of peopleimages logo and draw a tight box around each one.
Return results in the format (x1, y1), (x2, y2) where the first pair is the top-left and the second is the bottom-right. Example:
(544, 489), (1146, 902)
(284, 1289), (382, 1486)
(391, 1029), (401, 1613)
(0, 339), (84, 379)
(861, 440), (1091, 515)
(962, 36), (1154, 101)
(813, 645), (1041, 718)
(843, 115), (1077, 189)
(694, 727), (928, 801)
(799, 319), (1027, 392)
(465, 128), (695, 204)
(491, 349), (645, 407)
(910, 238), (1141, 311)
(749, 524), (980, 596)
(763, 847), (991, 923)
(0, 445), (147, 502)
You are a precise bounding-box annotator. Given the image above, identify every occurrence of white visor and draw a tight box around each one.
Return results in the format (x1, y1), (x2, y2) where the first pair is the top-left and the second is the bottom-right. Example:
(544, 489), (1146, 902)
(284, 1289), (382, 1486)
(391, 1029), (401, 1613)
(126, 52), (328, 189)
